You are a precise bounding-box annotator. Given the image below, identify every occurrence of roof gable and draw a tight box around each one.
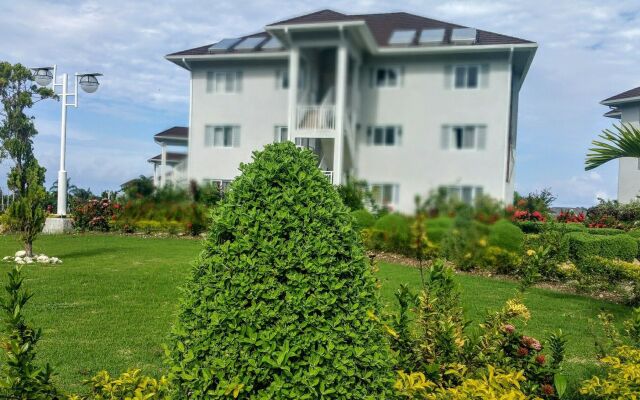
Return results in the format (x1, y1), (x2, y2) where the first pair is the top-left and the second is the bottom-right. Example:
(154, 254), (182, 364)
(602, 86), (640, 105)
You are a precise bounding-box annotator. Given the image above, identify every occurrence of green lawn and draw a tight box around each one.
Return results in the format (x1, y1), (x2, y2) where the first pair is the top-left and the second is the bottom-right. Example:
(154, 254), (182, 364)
(0, 234), (632, 394)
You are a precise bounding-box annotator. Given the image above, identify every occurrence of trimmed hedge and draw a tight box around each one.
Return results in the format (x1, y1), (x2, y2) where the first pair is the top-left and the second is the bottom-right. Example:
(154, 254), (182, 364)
(350, 209), (376, 230)
(488, 219), (524, 253)
(166, 143), (392, 398)
(587, 228), (625, 236)
(567, 232), (638, 262)
(424, 217), (454, 244)
(369, 213), (411, 253)
(515, 221), (587, 234)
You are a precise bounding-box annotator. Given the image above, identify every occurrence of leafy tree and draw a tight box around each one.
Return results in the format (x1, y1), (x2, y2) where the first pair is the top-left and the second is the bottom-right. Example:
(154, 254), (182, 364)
(167, 142), (392, 399)
(0, 62), (54, 256)
(336, 177), (375, 211)
(0, 266), (60, 399)
(586, 123), (640, 171)
(122, 175), (154, 199)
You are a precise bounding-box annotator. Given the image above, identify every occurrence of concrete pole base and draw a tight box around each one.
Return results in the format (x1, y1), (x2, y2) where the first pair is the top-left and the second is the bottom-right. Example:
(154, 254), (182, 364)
(42, 217), (74, 234)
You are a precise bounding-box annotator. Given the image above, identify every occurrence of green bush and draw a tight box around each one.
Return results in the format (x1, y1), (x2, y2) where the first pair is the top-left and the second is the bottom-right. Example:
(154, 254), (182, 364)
(424, 216), (453, 244)
(488, 219), (524, 253)
(369, 213), (411, 253)
(567, 232), (638, 262)
(135, 220), (163, 235)
(440, 212), (490, 270)
(350, 209), (376, 230)
(587, 228), (626, 236)
(166, 142), (392, 399)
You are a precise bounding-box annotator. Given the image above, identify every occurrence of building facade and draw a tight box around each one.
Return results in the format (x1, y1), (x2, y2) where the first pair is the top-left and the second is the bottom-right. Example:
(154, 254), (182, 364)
(602, 86), (640, 203)
(160, 10), (537, 213)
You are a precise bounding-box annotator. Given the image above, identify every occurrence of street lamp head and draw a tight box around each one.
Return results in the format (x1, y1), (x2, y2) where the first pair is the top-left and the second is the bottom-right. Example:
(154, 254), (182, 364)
(31, 67), (53, 87)
(78, 73), (102, 93)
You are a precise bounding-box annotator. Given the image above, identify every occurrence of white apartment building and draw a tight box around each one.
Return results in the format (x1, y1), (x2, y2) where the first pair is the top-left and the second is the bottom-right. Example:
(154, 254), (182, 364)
(157, 9), (537, 213)
(602, 86), (640, 203)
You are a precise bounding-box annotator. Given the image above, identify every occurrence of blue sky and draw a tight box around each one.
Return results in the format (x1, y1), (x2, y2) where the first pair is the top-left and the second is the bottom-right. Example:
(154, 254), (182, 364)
(1, 0), (639, 206)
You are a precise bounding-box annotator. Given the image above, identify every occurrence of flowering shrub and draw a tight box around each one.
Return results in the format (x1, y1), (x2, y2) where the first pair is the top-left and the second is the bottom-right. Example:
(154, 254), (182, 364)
(509, 208), (546, 222)
(556, 209), (585, 223)
(73, 199), (119, 232)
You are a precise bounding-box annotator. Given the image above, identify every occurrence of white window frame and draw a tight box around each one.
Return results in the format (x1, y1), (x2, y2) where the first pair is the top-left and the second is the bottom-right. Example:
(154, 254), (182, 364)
(204, 179), (233, 192)
(205, 125), (240, 148)
(366, 125), (402, 146)
(442, 185), (483, 204)
(442, 125), (486, 151)
(370, 183), (400, 207)
(274, 125), (288, 143)
(275, 68), (306, 90)
(451, 64), (486, 89)
(371, 67), (402, 88)
(206, 71), (242, 93)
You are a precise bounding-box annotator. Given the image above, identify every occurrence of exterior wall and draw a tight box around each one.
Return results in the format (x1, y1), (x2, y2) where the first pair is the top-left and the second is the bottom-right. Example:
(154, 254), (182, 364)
(357, 53), (512, 213)
(189, 59), (289, 182)
(618, 103), (640, 203)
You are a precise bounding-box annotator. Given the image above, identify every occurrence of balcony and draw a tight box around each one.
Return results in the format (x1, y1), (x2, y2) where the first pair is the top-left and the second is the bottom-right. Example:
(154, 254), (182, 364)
(296, 105), (335, 131)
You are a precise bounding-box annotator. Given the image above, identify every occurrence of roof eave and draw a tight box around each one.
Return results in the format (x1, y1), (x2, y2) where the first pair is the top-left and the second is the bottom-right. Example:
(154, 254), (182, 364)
(166, 51), (289, 64)
(374, 42), (537, 55)
(601, 96), (640, 106)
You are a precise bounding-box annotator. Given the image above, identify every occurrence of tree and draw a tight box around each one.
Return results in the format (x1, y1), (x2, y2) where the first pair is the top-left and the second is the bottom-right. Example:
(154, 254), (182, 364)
(0, 62), (54, 256)
(586, 123), (640, 171)
(122, 175), (154, 199)
(167, 142), (392, 399)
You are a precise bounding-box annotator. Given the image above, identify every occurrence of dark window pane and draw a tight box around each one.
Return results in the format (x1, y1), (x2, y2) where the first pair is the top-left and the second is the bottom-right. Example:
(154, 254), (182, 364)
(385, 127), (395, 145)
(467, 66), (478, 88)
(383, 185), (393, 204)
(455, 127), (464, 149)
(374, 128), (384, 145)
(462, 186), (473, 204)
(454, 66), (466, 88)
(387, 69), (398, 86)
(376, 69), (386, 86)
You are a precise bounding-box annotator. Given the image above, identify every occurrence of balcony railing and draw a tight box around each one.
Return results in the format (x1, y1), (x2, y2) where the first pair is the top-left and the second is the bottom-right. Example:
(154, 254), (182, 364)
(296, 105), (335, 131)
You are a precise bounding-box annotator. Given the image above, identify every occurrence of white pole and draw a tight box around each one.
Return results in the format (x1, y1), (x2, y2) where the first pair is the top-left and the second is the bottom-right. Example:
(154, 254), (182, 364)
(333, 42), (348, 185)
(160, 143), (167, 188)
(287, 46), (300, 141)
(56, 73), (68, 215)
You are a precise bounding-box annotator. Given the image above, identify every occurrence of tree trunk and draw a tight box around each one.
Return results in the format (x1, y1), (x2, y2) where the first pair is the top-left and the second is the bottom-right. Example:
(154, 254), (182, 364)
(24, 241), (32, 257)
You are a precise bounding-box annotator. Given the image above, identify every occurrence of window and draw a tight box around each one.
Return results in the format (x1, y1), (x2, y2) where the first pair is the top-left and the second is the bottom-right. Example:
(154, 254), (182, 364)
(372, 67), (401, 88)
(275, 68), (305, 90)
(441, 125), (486, 150)
(205, 125), (240, 148)
(454, 65), (479, 88)
(370, 184), (399, 207)
(206, 71), (242, 93)
(366, 126), (402, 146)
(442, 185), (483, 204)
(276, 70), (289, 89)
(274, 126), (288, 143)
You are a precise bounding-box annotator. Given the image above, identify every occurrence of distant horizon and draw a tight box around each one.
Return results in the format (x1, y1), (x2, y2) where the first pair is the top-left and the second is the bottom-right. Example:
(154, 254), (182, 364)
(1, 0), (639, 207)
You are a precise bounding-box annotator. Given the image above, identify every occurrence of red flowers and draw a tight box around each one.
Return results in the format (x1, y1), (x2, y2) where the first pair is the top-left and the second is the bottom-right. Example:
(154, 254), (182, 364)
(516, 347), (529, 357)
(535, 354), (546, 364)
(509, 209), (545, 222)
(521, 336), (542, 351)
(556, 210), (585, 223)
(502, 324), (516, 334)
(541, 384), (555, 396)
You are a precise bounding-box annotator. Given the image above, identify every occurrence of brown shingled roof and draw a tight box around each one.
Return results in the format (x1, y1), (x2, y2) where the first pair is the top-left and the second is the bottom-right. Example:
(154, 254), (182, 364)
(602, 86), (640, 105)
(147, 152), (187, 164)
(167, 9), (533, 57)
(153, 126), (188, 140)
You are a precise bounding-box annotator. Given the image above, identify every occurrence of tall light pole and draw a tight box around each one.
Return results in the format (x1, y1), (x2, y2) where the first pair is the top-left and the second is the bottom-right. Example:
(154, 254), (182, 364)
(32, 66), (102, 216)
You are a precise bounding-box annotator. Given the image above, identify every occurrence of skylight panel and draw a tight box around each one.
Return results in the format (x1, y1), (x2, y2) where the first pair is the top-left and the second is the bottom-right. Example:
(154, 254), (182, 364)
(388, 30), (416, 45)
(451, 28), (477, 44)
(260, 36), (283, 50)
(419, 29), (445, 45)
(234, 36), (266, 50)
(208, 38), (241, 52)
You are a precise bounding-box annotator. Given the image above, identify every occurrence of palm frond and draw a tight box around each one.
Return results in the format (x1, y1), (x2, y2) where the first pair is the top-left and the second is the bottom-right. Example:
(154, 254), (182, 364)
(585, 123), (640, 170)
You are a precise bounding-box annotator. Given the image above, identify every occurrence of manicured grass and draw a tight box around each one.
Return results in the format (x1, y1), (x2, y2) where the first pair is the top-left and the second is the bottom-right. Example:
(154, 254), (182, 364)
(0, 234), (633, 393)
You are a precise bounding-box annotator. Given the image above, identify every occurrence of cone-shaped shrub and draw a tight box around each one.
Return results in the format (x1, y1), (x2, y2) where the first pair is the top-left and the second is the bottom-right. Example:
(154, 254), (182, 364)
(167, 142), (392, 399)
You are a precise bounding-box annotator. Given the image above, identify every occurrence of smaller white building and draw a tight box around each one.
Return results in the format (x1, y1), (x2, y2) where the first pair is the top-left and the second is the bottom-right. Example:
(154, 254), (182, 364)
(602, 87), (640, 203)
(149, 126), (188, 187)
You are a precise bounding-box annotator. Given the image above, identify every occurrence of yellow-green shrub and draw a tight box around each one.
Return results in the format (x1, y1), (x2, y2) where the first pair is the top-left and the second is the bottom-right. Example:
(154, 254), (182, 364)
(68, 369), (169, 400)
(580, 346), (640, 398)
(394, 366), (540, 399)
(134, 220), (163, 235)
